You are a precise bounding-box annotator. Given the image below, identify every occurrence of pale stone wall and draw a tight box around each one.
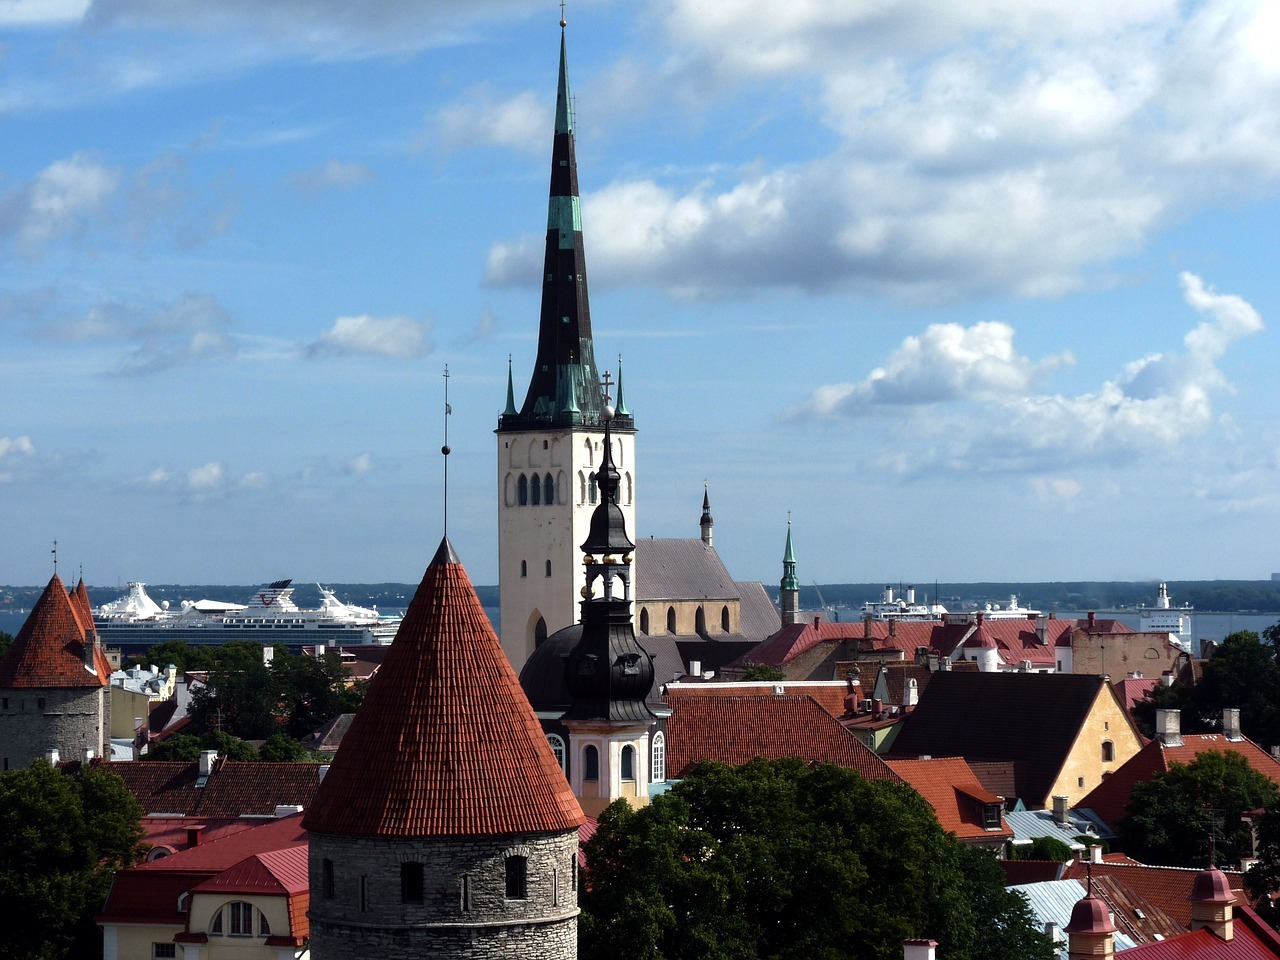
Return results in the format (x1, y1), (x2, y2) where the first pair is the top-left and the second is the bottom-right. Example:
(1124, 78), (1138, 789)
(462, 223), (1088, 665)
(309, 829), (578, 960)
(0, 686), (108, 769)
(635, 598), (738, 639)
(1070, 630), (1182, 679)
(498, 428), (636, 671)
(1047, 685), (1143, 807)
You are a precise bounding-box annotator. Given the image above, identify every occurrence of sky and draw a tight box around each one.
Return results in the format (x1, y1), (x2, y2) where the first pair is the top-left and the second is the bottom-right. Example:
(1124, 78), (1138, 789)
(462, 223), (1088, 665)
(3, 0), (1280, 589)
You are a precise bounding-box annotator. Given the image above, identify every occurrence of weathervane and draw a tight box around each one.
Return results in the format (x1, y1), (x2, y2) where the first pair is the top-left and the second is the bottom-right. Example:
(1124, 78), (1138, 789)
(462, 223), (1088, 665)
(442, 365), (452, 539)
(51, 539), (57, 574)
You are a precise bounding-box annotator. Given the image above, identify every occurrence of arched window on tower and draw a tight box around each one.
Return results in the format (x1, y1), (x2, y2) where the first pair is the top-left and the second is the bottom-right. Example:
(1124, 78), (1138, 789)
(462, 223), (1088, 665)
(666, 607), (676, 634)
(578, 471), (586, 504)
(583, 745), (599, 781)
(520, 560), (527, 578)
(696, 607), (706, 635)
(544, 473), (554, 505)
(547, 734), (566, 773)
(505, 856), (528, 900)
(530, 474), (541, 505)
(652, 732), (666, 782)
(625, 471), (633, 505)
(721, 605), (731, 632)
(1102, 741), (1115, 762)
(588, 474), (597, 504)
(640, 608), (650, 635)
(545, 559), (552, 578)
(535, 617), (548, 649)
(518, 474), (529, 506)
(620, 745), (636, 781)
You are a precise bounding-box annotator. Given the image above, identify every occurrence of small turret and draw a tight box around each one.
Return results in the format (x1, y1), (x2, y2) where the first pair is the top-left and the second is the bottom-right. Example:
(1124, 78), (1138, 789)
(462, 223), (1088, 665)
(700, 483), (713, 546)
(780, 519), (800, 626)
(1189, 864), (1236, 941)
(1064, 885), (1116, 959)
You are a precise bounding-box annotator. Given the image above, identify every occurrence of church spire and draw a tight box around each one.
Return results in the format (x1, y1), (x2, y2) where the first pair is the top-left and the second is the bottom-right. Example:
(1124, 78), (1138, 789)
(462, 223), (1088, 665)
(700, 482), (713, 546)
(498, 25), (631, 433)
(780, 517), (800, 626)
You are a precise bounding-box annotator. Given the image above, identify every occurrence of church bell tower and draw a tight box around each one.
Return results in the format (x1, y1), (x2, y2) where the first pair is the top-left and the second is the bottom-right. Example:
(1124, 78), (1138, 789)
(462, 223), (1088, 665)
(497, 25), (636, 671)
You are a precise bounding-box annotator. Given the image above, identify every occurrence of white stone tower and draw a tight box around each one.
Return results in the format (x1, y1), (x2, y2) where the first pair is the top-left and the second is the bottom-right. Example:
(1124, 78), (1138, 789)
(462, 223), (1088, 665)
(496, 28), (636, 672)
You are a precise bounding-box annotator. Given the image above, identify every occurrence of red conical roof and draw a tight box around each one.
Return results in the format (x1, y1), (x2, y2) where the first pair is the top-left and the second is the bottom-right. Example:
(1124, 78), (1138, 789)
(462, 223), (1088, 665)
(69, 579), (94, 633)
(0, 574), (109, 688)
(303, 539), (583, 837)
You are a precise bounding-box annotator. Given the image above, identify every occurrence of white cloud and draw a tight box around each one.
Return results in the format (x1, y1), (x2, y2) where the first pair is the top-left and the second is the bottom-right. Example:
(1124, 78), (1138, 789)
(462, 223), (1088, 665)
(307, 314), (431, 359)
(0, 435), (36, 482)
(435, 86), (550, 155)
(347, 452), (372, 476)
(137, 460), (267, 499)
(795, 273), (1263, 474)
(0, 153), (120, 248)
(0, 0), (89, 26)
(1032, 477), (1083, 505)
(289, 159), (372, 193)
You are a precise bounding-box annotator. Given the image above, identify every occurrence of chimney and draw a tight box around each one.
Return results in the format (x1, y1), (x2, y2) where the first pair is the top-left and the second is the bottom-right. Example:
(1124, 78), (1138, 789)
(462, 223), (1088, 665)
(902, 939), (937, 960)
(82, 748), (94, 765)
(939, 656), (952, 672)
(889, 618), (897, 638)
(196, 749), (220, 787)
(1035, 615), (1047, 644)
(772, 684), (786, 696)
(45, 749), (59, 765)
(1189, 866), (1236, 942)
(1019, 660), (1032, 673)
(186, 826), (204, 847)
(904, 678), (919, 708)
(1044, 922), (1062, 945)
(1090, 844), (1104, 864)
(865, 615), (874, 638)
(1156, 709), (1182, 747)
(1053, 795), (1070, 827)
(814, 615), (822, 627)
(1223, 708), (1243, 741)
(1162, 670), (1175, 687)
(1087, 611), (1096, 628)
(689, 660), (702, 679)
(975, 612), (985, 625)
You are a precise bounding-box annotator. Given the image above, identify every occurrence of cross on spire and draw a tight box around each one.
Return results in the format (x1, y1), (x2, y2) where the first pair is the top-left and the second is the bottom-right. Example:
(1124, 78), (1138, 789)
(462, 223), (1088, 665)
(601, 369), (614, 406)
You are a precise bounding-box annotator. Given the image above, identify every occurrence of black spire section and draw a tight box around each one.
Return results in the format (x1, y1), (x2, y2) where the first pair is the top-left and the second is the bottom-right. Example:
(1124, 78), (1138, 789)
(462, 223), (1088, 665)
(563, 410), (652, 723)
(498, 28), (634, 434)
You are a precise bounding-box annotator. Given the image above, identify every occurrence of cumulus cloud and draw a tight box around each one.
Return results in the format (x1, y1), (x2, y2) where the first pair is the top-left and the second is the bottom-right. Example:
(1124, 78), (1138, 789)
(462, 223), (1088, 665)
(795, 273), (1263, 474)
(0, 153), (120, 249)
(137, 461), (267, 499)
(1032, 477), (1083, 505)
(435, 86), (550, 155)
(0, 0), (89, 26)
(0, 436), (37, 482)
(289, 159), (372, 193)
(306, 314), (431, 359)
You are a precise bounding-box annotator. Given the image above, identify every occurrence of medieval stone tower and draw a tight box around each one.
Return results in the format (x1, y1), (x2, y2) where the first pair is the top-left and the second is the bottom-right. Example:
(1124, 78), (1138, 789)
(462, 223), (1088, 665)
(304, 537), (584, 959)
(497, 25), (636, 672)
(0, 573), (111, 770)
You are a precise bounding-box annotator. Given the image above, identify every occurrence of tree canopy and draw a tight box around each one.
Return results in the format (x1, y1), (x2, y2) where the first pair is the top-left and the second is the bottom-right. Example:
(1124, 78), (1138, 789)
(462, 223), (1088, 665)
(580, 757), (1052, 960)
(0, 761), (144, 960)
(1119, 750), (1279, 868)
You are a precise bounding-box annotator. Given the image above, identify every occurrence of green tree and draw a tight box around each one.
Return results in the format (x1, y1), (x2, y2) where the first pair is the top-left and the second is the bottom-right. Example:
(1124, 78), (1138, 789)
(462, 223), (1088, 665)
(123, 639), (216, 675)
(580, 758), (1052, 960)
(0, 761), (144, 960)
(1119, 750), (1279, 867)
(740, 663), (787, 682)
(258, 732), (318, 762)
(0, 631), (13, 661)
(146, 729), (259, 762)
(1012, 836), (1075, 862)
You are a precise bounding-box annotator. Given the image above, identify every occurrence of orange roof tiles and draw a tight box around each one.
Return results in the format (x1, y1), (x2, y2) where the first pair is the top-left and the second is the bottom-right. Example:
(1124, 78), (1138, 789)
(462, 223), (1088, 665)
(665, 681), (849, 718)
(664, 694), (901, 781)
(303, 538), (583, 837)
(1079, 734), (1280, 827)
(886, 756), (1013, 842)
(110, 760), (322, 818)
(0, 573), (109, 688)
(1059, 859), (1246, 931)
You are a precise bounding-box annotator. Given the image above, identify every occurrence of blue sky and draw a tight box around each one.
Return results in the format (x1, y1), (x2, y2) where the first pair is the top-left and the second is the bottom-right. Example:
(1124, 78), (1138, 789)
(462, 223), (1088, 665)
(3, 0), (1280, 588)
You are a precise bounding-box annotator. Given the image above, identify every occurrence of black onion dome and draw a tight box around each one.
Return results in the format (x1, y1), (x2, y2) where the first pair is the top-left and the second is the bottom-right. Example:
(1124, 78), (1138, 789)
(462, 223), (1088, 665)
(519, 624), (582, 712)
(561, 601), (655, 723)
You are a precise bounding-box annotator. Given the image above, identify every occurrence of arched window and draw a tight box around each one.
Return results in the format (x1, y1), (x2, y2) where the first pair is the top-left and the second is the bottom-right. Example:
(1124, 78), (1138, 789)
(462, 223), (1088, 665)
(504, 473), (515, 507)
(588, 474), (597, 504)
(652, 731), (666, 782)
(666, 607), (676, 634)
(639, 608), (650, 635)
(210, 901), (264, 937)
(506, 856), (528, 900)
(547, 734), (566, 772)
(696, 607), (706, 635)
(520, 560), (528, 578)
(721, 605), (730, 632)
(545, 559), (552, 577)
(401, 862), (424, 903)
(530, 473), (541, 505)
(583, 745), (599, 781)
(518, 474), (529, 506)
(621, 744), (635, 780)
(1101, 740), (1115, 762)
(557, 470), (568, 505)
(534, 617), (547, 649)
(544, 473), (554, 505)
(625, 471), (633, 505)
(578, 471), (586, 504)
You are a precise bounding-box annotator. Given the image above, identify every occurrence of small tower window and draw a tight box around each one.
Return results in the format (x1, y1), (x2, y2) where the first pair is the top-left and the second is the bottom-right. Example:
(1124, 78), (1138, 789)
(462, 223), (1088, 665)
(520, 560), (528, 578)
(696, 607), (706, 635)
(639, 609), (650, 635)
(531, 474), (541, 505)
(544, 473), (555, 505)
(518, 474), (529, 506)
(721, 605), (730, 632)
(1102, 741), (1115, 762)
(583, 745), (599, 781)
(666, 607), (676, 634)
(506, 856), (528, 900)
(545, 559), (552, 577)
(322, 858), (334, 899)
(401, 862), (424, 903)
(588, 474), (597, 504)
(652, 732), (666, 782)
(621, 745), (635, 780)
(360, 875), (369, 912)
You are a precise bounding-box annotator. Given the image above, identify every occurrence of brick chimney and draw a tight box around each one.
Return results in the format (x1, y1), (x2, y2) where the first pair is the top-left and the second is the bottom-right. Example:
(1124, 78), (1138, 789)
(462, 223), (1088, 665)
(1087, 611), (1097, 629)
(1223, 708), (1243, 741)
(1155, 709), (1182, 747)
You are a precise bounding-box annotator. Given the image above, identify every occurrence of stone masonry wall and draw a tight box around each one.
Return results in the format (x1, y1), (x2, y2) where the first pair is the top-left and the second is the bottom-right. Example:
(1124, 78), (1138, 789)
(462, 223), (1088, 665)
(309, 828), (578, 960)
(0, 686), (107, 771)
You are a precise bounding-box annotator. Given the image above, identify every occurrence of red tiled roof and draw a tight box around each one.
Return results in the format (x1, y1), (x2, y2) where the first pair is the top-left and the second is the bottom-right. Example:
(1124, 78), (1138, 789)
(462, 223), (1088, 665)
(664, 694), (901, 781)
(1078, 734), (1280, 828)
(886, 756), (1013, 842)
(303, 538), (583, 837)
(1114, 676), (1161, 714)
(0, 574), (110, 688)
(133, 814), (307, 873)
(665, 681), (848, 718)
(111, 760), (322, 818)
(191, 844), (309, 896)
(1103, 903), (1280, 959)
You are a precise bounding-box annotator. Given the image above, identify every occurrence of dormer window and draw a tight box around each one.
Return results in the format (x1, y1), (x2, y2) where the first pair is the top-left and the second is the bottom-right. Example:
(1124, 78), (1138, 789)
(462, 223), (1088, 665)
(983, 803), (1002, 829)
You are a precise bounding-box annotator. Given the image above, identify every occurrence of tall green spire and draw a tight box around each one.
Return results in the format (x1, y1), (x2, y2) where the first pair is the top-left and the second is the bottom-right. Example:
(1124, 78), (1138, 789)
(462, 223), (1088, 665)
(781, 519), (799, 592)
(615, 356), (629, 416)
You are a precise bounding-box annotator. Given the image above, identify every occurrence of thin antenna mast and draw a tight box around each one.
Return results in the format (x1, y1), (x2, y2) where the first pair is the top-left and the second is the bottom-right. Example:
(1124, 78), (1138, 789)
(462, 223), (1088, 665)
(51, 540), (57, 575)
(442, 365), (452, 539)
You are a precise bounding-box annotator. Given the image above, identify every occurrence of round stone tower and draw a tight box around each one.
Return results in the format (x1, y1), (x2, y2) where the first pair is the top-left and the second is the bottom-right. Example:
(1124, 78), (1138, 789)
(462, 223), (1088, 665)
(304, 538), (584, 960)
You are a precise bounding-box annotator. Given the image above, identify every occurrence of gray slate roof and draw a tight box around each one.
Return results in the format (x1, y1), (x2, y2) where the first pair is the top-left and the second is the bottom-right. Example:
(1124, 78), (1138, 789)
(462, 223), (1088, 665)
(635, 539), (739, 601)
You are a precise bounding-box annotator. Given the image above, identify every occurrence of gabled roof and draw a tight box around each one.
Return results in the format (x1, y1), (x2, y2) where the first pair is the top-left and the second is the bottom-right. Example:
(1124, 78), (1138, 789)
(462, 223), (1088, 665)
(304, 538), (583, 837)
(887, 672), (1116, 807)
(664, 694), (901, 782)
(1114, 675), (1161, 715)
(1078, 733), (1280, 828)
(190, 844), (309, 896)
(109, 760), (321, 818)
(635, 538), (740, 602)
(1059, 859), (1246, 931)
(886, 756), (1012, 842)
(665, 681), (848, 718)
(0, 573), (110, 688)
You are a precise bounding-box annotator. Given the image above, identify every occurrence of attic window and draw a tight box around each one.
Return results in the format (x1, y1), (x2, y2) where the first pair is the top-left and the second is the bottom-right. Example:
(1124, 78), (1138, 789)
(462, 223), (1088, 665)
(983, 804), (1002, 829)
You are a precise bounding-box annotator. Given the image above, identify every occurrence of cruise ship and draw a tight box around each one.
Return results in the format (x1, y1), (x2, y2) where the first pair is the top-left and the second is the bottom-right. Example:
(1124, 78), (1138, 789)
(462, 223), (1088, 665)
(1138, 582), (1193, 652)
(94, 580), (401, 649)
